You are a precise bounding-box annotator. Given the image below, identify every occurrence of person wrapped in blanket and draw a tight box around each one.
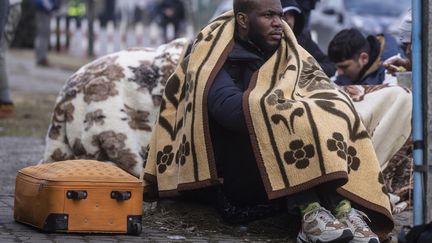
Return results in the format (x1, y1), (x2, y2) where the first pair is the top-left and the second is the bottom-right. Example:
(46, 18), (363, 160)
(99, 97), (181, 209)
(327, 28), (405, 86)
(327, 10), (413, 214)
(142, 0), (393, 242)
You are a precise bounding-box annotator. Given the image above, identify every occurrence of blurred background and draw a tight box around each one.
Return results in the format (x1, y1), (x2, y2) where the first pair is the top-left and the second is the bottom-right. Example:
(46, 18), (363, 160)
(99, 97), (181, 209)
(210, 0), (411, 54)
(10, 0), (411, 58)
(12, 0), (227, 58)
(309, 0), (411, 53)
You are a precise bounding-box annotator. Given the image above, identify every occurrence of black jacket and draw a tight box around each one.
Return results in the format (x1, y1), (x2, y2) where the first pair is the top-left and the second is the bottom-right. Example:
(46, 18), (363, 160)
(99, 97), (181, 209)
(207, 40), (268, 206)
(297, 30), (336, 77)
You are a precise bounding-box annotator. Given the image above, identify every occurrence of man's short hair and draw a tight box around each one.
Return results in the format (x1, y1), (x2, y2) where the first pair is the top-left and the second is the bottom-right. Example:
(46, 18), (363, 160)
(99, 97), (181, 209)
(233, 0), (258, 15)
(328, 28), (370, 63)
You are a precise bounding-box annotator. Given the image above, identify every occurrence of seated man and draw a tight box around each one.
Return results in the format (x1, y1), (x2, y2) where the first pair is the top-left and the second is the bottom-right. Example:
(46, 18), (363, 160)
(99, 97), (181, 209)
(328, 28), (405, 85)
(281, 0), (336, 77)
(143, 0), (392, 242)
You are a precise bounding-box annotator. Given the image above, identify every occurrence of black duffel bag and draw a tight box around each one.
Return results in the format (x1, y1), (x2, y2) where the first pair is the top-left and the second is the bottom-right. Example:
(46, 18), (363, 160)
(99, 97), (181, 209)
(398, 222), (432, 243)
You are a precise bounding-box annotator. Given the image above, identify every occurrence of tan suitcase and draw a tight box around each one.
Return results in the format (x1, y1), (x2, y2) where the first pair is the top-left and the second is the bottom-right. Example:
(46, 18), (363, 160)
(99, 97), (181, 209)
(14, 160), (143, 235)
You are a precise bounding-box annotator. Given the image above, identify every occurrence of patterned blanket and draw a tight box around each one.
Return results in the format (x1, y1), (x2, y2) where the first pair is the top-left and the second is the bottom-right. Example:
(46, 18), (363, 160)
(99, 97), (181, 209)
(143, 12), (393, 236)
(42, 38), (190, 177)
(342, 84), (412, 168)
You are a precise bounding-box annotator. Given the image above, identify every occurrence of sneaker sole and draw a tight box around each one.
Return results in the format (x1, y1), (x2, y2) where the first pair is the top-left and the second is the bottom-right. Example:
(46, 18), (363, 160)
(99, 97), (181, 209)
(315, 229), (354, 243)
(297, 229), (354, 243)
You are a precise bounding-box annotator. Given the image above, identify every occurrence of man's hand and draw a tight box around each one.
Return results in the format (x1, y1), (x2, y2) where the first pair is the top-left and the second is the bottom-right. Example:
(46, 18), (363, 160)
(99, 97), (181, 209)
(383, 54), (411, 76)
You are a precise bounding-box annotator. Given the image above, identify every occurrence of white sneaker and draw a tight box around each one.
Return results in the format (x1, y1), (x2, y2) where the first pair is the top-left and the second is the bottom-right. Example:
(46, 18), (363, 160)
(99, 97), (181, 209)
(338, 208), (380, 243)
(297, 207), (353, 243)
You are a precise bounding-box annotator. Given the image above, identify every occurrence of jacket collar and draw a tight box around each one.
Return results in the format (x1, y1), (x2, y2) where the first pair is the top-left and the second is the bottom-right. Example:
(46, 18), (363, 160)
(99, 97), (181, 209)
(358, 35), (385, 82)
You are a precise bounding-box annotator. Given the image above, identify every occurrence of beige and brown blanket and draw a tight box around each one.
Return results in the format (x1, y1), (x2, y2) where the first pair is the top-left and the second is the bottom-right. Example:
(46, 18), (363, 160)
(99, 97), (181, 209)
(143, 12), (393, 236)
(342, 84), (412, 169)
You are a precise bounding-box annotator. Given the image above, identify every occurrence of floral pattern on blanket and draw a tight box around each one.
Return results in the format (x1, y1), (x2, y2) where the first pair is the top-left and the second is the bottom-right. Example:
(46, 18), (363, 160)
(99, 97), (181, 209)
(42, 38), (189, 177)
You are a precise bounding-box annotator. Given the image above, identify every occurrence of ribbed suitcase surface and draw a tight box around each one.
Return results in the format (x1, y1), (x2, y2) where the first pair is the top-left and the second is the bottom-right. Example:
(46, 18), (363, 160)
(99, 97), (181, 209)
(14, 160), (143, 235)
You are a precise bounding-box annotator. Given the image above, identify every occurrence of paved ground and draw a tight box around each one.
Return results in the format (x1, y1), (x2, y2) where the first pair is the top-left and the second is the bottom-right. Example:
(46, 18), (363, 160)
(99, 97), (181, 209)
(0, 49), (413, 242)
(0, 136), (295, 242)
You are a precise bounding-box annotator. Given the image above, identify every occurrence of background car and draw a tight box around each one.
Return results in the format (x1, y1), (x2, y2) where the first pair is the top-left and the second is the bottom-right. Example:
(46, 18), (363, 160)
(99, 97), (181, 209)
(309, 0), (411, 53)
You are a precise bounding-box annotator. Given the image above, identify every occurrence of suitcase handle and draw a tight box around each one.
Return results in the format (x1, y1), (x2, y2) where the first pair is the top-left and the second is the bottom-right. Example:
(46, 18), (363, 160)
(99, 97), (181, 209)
(66, 190), (88, 200)
(111, 191), (131, 201)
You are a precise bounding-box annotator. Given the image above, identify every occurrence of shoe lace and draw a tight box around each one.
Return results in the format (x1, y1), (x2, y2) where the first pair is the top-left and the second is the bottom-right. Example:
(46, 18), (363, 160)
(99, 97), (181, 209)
(304, 207), (335, 224)
(349, 209), (372, 230)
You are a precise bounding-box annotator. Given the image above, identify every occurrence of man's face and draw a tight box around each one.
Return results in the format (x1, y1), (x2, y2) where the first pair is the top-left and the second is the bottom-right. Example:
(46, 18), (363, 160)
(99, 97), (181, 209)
(246, 0), (283, 53)
(335, 54), (368, 81)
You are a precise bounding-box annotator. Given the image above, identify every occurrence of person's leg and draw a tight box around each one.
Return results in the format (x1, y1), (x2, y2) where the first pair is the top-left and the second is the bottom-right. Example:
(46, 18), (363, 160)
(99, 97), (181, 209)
(173, 21), (180, 40)
(0, 0), (14, 118)
(0, 40), (11, 104)
(0, 0), (8, 41)
(4, 1), (20, 45)
(0, 0), (9, 103)
(35, 10), (51, 65)
(160, 20), (168, 43)
(352, 86), (412, 169)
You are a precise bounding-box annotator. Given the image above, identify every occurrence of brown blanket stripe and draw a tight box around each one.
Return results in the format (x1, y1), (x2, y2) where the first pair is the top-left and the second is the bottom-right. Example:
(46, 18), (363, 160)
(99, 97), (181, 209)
(301, 101), (326, 174)
(190, 18), (232, 182)
(256, 47), (291, 187)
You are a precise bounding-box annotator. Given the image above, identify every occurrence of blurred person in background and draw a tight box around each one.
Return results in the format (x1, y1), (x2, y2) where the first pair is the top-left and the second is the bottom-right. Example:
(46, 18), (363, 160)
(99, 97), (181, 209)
(66, 0), (85, 28)
(383, 9), (412, 75)
(328, 28), (405, 85)
(0, 0), (21, 118)
(33, 0), (60, 66)
(99, 0), (116, 28)
(0, 0), (8, 40)
(297, 0), (319, 30)
(281, 0), (335, 77)
(0, 0), (12, 118)
(155, 0), (185, 43)
(99, 0), (115, 27)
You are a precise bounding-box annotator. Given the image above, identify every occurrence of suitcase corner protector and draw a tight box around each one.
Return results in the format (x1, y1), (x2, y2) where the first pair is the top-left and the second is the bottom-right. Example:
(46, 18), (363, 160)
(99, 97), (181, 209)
(127, 215), (142, 236)
(43, 213), (69, 232)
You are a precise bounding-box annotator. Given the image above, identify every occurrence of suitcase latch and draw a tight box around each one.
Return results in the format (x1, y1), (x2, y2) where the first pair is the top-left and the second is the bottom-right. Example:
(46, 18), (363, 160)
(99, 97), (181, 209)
(66, 190), (88, 200)
(111, 191), (131, 201)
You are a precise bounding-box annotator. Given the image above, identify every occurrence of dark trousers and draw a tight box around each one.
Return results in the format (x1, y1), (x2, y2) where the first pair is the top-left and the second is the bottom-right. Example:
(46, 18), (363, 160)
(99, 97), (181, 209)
(160, 19), (180, 43)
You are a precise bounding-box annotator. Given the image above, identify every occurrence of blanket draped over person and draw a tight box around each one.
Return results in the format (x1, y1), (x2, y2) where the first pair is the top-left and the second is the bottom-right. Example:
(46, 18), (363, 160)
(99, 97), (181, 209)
(143, 11), (393, 236)
(42, 38), (190, 176)
(341, 84), (412, 169)
(41, 39), (411, 219)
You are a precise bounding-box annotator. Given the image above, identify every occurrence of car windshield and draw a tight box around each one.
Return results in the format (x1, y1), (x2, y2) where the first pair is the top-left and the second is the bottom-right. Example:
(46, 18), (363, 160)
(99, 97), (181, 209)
(345, 0), (410, 17)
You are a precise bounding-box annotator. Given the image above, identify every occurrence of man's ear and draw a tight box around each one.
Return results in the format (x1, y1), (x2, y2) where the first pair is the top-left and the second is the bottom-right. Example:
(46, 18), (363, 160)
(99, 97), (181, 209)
(236, 12), (249, 30)
(359, 52), (369, 65)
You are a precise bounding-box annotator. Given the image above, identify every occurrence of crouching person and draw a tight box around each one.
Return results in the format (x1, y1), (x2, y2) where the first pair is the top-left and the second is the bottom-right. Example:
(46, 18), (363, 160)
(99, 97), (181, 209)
(143, 0), (392, 242)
